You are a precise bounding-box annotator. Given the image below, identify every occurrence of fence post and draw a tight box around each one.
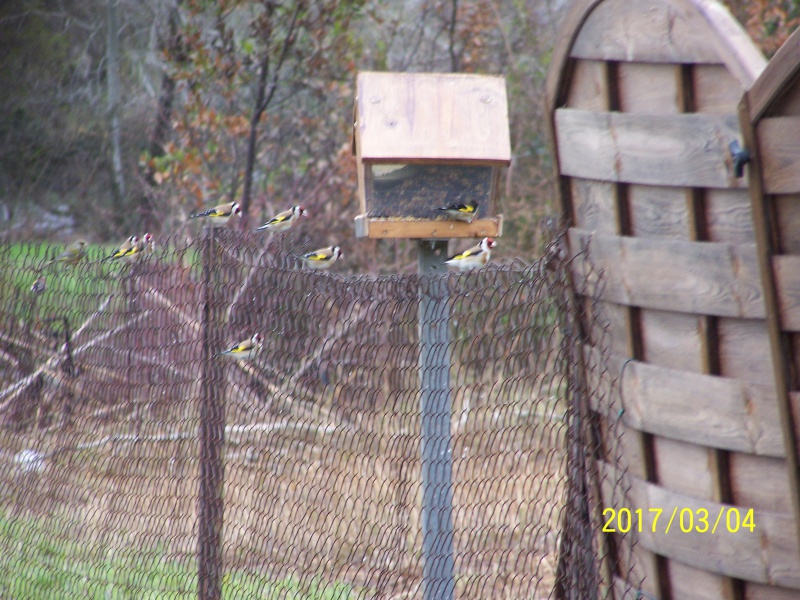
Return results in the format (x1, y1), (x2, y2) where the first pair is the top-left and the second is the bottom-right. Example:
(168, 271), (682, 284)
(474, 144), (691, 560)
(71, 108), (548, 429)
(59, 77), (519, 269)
(198, 228), (225, 600)
(417, 240), (455, 600)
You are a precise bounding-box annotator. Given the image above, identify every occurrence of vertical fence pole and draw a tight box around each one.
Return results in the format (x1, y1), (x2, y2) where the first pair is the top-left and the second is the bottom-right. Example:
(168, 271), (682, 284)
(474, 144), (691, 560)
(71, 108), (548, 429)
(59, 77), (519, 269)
(417, 239), (455, 600)
(198, 228), (225, 600)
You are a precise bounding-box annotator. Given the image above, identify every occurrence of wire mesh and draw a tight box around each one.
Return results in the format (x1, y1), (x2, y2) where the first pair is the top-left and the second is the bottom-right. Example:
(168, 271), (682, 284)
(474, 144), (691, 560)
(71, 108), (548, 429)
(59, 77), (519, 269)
(0, 230), (633, 599)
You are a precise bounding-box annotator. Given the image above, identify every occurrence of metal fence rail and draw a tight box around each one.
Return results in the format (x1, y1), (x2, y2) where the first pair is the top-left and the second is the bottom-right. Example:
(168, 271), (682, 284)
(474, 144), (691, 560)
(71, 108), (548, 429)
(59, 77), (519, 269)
(0, 230), (632, 599)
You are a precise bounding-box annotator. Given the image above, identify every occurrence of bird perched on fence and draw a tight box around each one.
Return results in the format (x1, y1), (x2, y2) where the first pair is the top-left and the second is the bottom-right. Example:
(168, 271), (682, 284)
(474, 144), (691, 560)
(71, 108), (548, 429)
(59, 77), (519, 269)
(30, 276), (46, 295)
(436, 200), (478, 223)
(444, 237), (495, 271)
(215, 333), (263, 361)
(102, 235), (139, 262)
(299, 245), (342, 270)
(255, 205), (308, 234)
(40, 240), (88, 271)
(189, 201), (242, 226)
(127, 232), (154, 259)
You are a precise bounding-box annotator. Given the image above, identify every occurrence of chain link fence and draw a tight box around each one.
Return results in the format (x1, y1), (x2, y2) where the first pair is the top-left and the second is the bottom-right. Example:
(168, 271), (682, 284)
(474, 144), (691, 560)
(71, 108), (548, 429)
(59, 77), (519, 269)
(0, 230), (633, 599)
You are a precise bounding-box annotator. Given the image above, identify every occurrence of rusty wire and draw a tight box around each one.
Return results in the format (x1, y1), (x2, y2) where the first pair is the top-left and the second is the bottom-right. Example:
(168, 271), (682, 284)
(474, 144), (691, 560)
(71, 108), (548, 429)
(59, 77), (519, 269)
(0, 230), (633, 599)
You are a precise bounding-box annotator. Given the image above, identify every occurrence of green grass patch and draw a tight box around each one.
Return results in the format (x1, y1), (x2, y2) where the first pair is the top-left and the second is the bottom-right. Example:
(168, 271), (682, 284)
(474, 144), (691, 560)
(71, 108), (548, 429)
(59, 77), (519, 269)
(0, 513), (355, 599)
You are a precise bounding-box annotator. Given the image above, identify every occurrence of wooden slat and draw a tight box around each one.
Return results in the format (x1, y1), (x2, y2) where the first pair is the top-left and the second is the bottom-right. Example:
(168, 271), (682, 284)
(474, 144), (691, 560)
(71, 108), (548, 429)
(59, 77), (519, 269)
(730, 453), (794, 513)
(355, 72), (511, 163)
(555, 108), (743, 188)
(717, 317), (775, 386)
(705, 189), (755, 244)
(693, 64), (746, 114)
(353, 215), (502, 240)
(755, 117), (800, 194)
(744, 26), (800, 122)
(570, 178), (617, 234)
(640, 309), (704, 371)
(566, 59), (609, 111)
(617, 63), (681, 113)
(584, 345), (783, 456)
(773, 256), (800, 331)
(654, 437), (716, 498)
(774, 195), (800, 254)
(599, 462), (800, 588)
(628, 185), (692, 240)
(568, 228), (764, 318)
(570, 0), (722, 63)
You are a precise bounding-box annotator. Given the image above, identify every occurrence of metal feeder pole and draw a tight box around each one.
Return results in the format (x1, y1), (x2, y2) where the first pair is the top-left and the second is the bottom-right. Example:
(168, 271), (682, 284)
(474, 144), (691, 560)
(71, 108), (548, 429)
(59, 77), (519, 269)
(417, 239), (456, 600)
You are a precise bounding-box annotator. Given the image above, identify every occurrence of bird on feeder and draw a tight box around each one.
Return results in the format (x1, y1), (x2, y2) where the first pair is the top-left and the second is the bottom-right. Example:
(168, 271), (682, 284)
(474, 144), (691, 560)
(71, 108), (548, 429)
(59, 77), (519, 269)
(299, 245), (343, 270)
(435, 200), (479, 223)
(444, 237), (495, 271)
(255, 205), (308, 234)
(215, 333), (263, 361)
(189, 201), (242, 226)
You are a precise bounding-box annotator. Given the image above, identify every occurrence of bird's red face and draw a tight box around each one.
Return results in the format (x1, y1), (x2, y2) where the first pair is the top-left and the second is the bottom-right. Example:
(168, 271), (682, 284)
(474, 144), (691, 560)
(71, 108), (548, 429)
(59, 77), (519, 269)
(252, 333), (263, 345)
(232, 204), (242, 216)
(298, 206), (307, 217)
(143, 233), (153, 244)
(484, 238), (496, 249)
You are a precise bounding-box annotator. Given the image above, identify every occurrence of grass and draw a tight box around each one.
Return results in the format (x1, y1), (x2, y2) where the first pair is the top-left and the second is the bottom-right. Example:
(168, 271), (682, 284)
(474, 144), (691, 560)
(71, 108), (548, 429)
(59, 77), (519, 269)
(0, 513), (354, 600)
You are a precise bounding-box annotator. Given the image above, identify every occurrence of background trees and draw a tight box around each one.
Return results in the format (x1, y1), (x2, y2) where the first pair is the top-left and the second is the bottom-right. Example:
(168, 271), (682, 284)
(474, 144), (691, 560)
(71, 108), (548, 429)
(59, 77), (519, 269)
(0, 0), (795, 272)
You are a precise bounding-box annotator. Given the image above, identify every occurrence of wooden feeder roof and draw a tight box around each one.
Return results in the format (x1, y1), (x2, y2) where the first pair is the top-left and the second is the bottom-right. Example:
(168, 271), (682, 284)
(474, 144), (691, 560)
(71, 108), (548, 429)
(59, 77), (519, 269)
(353, 71), (511, 165)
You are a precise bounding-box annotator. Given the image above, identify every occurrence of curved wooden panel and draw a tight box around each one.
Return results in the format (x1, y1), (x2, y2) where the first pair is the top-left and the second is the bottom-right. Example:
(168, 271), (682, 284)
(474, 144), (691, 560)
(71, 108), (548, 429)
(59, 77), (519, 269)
(548, 1), (772, 596)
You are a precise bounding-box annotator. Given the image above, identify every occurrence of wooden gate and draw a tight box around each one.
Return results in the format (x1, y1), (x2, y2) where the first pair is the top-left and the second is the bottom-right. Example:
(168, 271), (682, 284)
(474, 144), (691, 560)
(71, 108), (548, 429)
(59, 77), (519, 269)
(547, 0), (800, 597)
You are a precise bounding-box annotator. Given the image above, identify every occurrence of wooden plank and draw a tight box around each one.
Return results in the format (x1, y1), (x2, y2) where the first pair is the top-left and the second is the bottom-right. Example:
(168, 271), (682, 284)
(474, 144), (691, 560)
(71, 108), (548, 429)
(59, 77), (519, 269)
(628, 185), (691, 240)
(353, 215), (502, 240)
(774, 195), (800, 254)
(743, 582), (800, 600)
(740, 90), (800, 561)
(554, 108), (743, 189)
(355, 72), (511, 163)
(570, 0), (722, 64)
(617, 62), (680, 113)
(599, 462), (800, 588)
(755, 117), (800, 194)
(693, 64), (746, 114)
(668, 561), (738, 599)
(567, 228), (764, 318)
(705, 189), (755, 244)
(570, 178), (617, 234)
(773, 256), (800, 332)
(717, 318), (775, 386)
(691, 0), (766, 87)
(730, 453), (794, 513)
(654, 437), (715, 499)
(566, 59), (609, 111)
(584, 344), (784, 456)
(744, 25), (800, 122)
(640, 309), (704, 372)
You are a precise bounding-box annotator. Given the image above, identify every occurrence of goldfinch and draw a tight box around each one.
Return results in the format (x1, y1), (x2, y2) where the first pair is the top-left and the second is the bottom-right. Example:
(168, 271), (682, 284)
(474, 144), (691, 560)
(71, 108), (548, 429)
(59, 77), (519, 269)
(436, 200), (478, 223)
(255, 205), (307, 233)
(30, 276), (47, 295)
(215, 333), (263, 361)
(189, 201), (242, 225)
(444, 237), (495, 271)
(102, 235), (139, 262)
(41, 240), (88, 270)
(299, 245), (342, 270)
(127, 232), (155, 259)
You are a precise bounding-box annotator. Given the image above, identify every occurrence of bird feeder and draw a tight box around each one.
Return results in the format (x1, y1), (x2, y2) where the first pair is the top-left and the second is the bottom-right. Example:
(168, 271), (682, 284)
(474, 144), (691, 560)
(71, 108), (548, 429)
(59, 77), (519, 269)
(352, 72), (510, 239)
